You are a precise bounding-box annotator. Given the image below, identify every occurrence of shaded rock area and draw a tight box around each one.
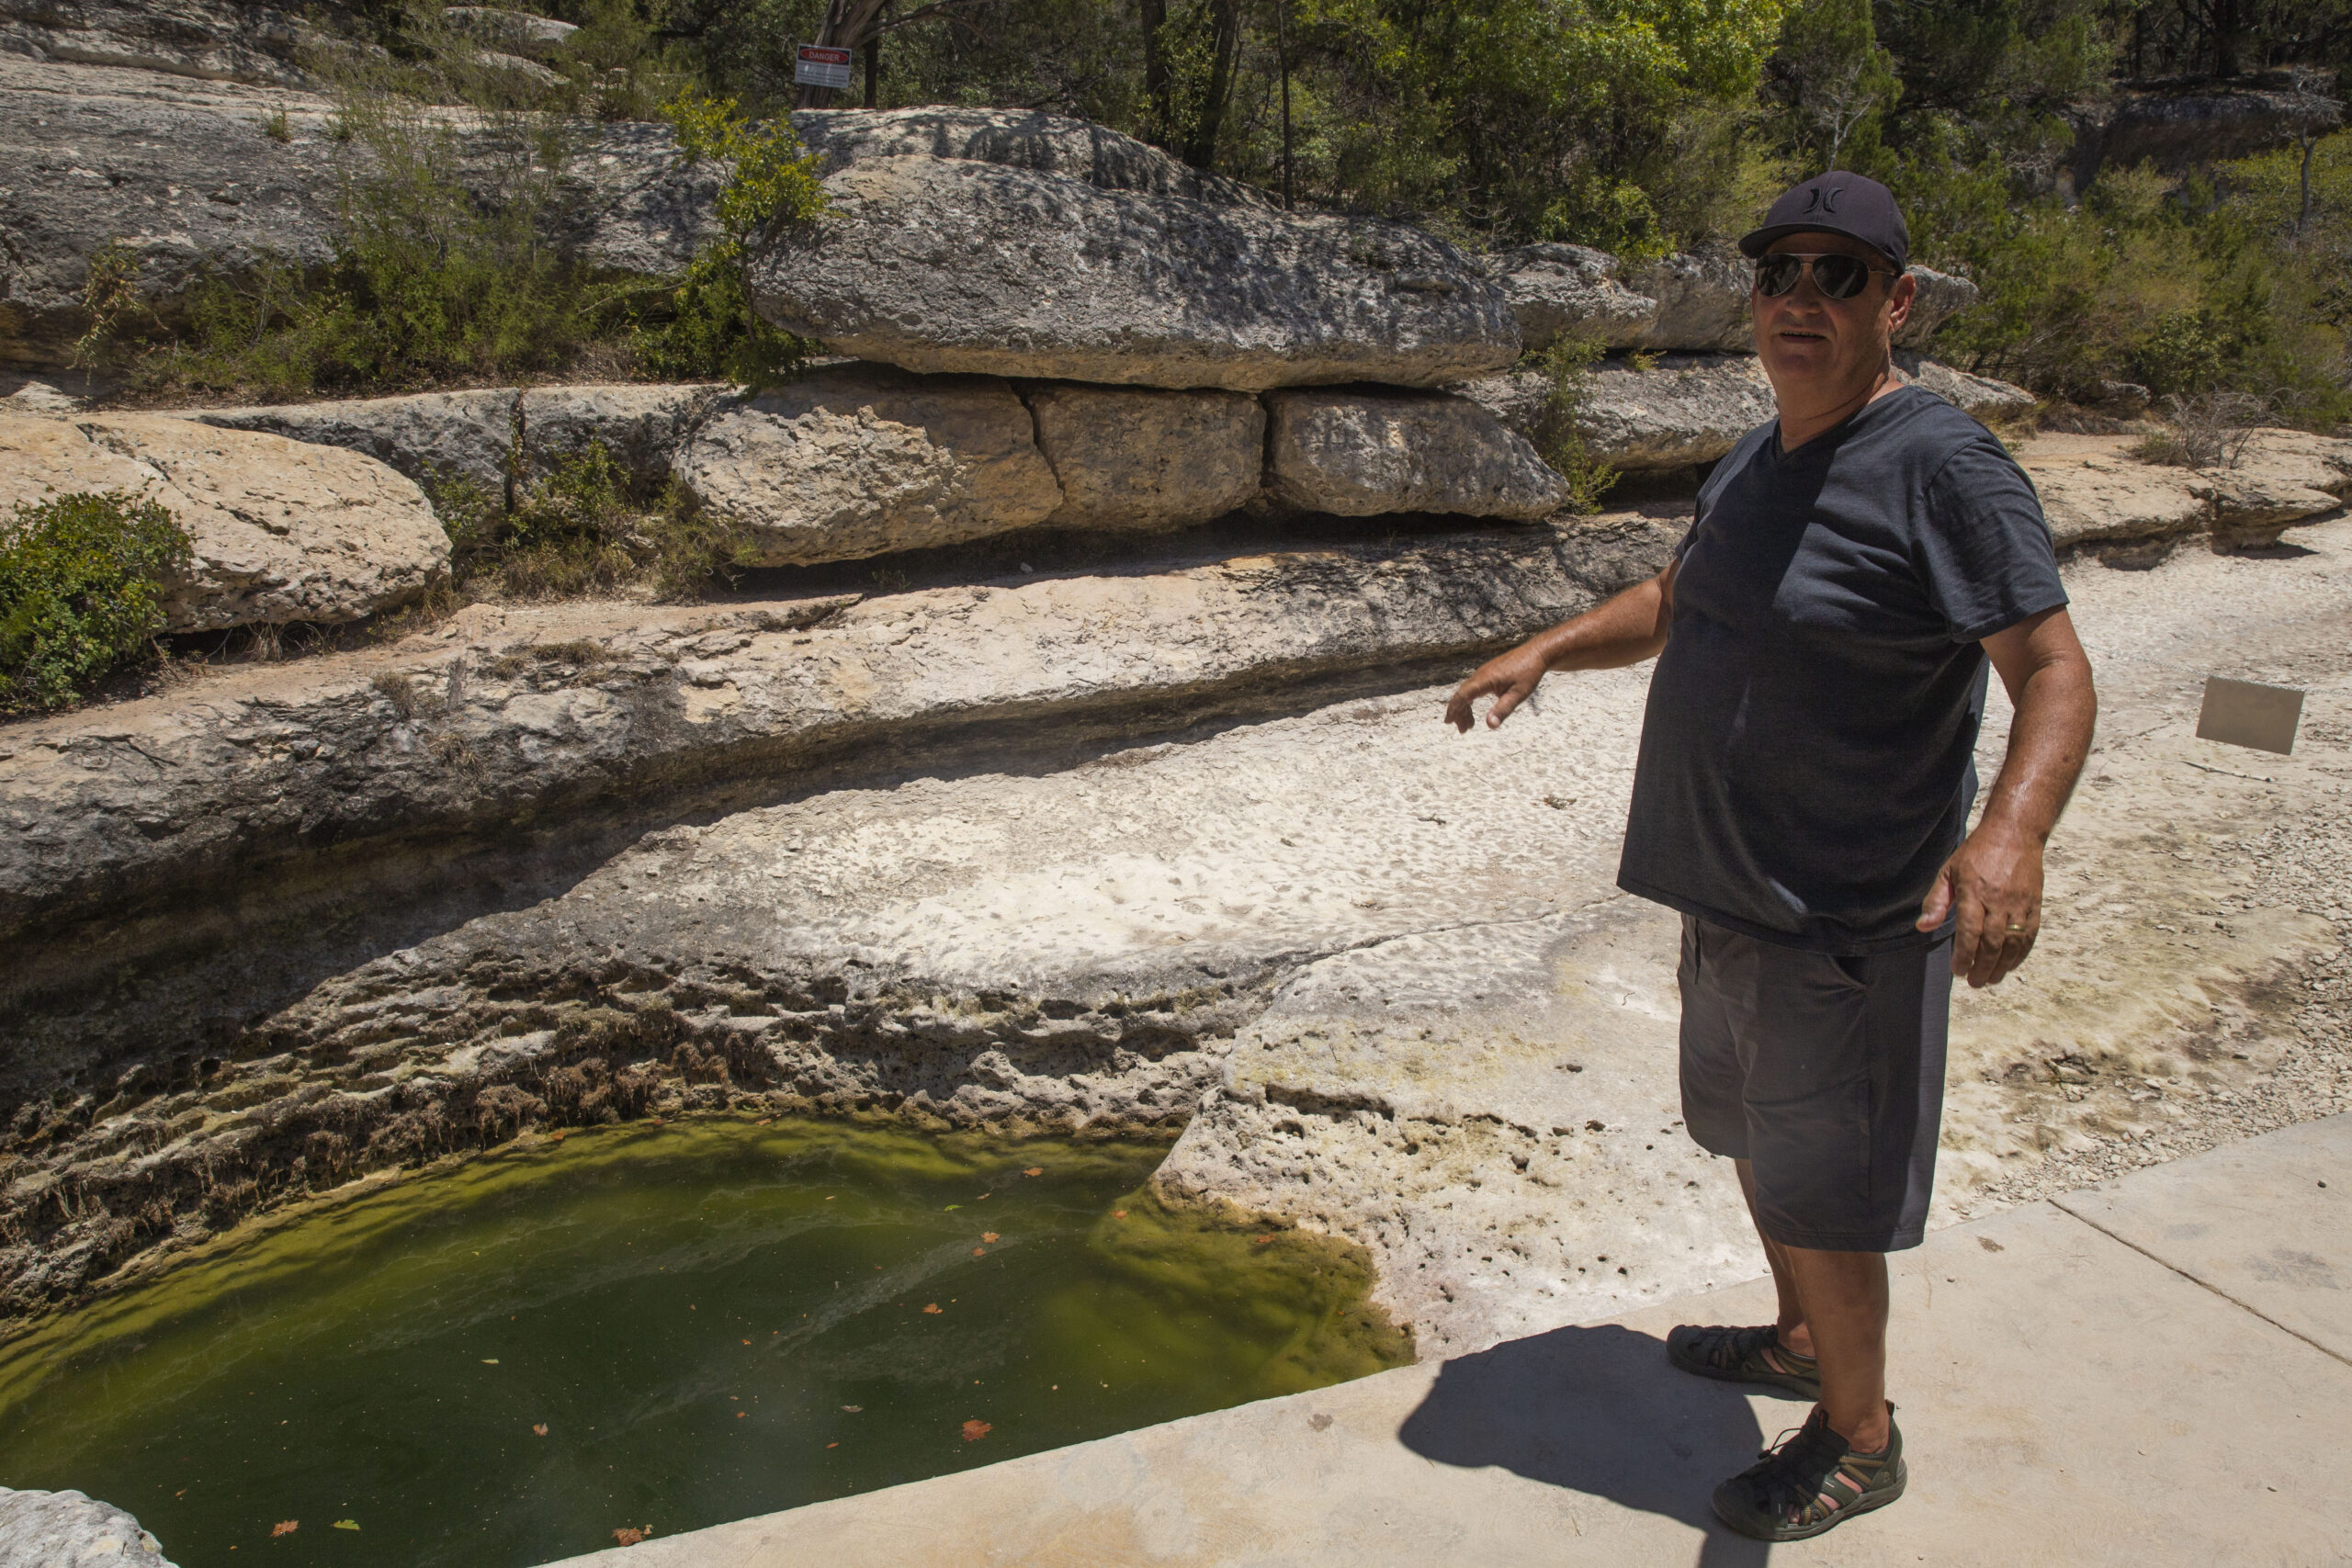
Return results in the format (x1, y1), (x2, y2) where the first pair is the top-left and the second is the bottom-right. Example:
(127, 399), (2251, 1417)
(792, 105), (1278, 210)
(0, 1487), (174, 1567)
(747, 156), (1520, 391)
(0, 57), (726, 367)
(0, 411), (448, 629)
(1484, 243), (1657, 352)
(1026, 383), (1265, 530)
(2073, 76), (2345, 188)
(672, 366), (1064, 563)
(0, 0), (355, 86)
(198, 382), (729, 497)
(1265, 388), (1564, 518)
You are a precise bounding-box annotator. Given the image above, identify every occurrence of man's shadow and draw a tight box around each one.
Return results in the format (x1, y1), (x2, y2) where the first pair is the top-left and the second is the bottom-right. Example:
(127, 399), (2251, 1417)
(1396, 1323), (1781, 1567)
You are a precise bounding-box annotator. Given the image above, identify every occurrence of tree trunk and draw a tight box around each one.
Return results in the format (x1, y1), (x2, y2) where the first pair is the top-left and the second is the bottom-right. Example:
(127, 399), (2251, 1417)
(1141, 0), (1170, 141)
(1276, 0), (1293, 209)
(865, 28), (879, 107)
(1179, 0), (1241, 170)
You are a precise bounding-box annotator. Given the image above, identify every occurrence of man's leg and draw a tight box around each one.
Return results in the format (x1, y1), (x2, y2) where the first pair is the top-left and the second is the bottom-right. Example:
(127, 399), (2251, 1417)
(1734, 1158), (1817, 1367)
(1777, 1242), (1891, 1451)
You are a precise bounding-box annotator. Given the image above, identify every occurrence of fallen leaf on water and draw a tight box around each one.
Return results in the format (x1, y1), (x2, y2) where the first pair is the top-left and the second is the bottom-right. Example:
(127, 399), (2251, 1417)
(961, 1419), (992, 1441)
(481, 1358), (500, 1365)
(826, 1441), (838, 1449)
(842, 1404), (863, 1413)
(332, 1521), (359, 1532)
(971, 1247), (987, 1257)
(1111, 1210), (1128, 1220)
(981, 1232), (999, 1243)
(741, 1338), (751, 1345)
(736, 1412), (747, 1419)
(754, 1116), (775, 1125)
(271, 1522), (298, 1538)
(943, 1203), (962, 1212)
(612, 1527), (647, 1547)
(922, 1303), (942, 1314)
(532, 1423), (548, 1437)
(976, 1192), (990, 1200)
(1254, 1235), (1274, 1246)
(1023, 1167), (1043, 1177)
(175, 1491), (187, 1499)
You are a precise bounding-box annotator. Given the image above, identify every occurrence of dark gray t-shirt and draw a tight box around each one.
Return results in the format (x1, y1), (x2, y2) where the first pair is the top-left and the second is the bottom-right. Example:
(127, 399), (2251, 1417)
(1617, 385), (2067, 953)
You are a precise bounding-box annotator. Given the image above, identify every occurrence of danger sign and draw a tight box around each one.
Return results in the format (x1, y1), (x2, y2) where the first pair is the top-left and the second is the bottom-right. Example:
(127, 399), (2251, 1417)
(796, 44), (854, 89)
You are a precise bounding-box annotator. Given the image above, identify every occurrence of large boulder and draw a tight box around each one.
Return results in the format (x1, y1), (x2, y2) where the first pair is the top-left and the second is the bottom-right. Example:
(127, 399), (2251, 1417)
(1024, 384), (1264, 529)
(747, 156), (1519, 392)
(0, 1487), (175, 1568)
(1265, 388), (1565, 519)
(1484, 243), (1657, 352)
(0, 412), (450, 629)
(1897, 268), (1982, 349)
(792, 106), (1275, 209)
(671, 364), (1062, 564)
(196, 382), (728, 499)
(442, 6), (577, 58)
(1894, 351), (2034, 422)
(1624, 249), (1753, 354)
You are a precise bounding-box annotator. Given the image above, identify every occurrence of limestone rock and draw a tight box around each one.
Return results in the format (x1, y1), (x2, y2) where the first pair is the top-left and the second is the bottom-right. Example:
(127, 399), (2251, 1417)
(1894, 351), (2035, 422)
(0, 0), (338, 87)
(1483, 243), (1657, 352)
(196, 383), (728, 499)
(1572, 354), (1778, 470)
(672, 364), (1062, 564)
(2018, 436), (2212, 549)
(443, 6), (577, 58)
(1266, 388), (1566, 519)
(0, 412), (449, 629)
(0, 1487), (175, 1568)
(2200, 429), (2352, 547)
(0, 59), (717, 367)
(1896, 266), (1982, 348)
(792, 106), (1275, 209)
(1624, 249), (1752, 353)
(1023, 383), (1263, 530)
(746, 156), (1518, 391)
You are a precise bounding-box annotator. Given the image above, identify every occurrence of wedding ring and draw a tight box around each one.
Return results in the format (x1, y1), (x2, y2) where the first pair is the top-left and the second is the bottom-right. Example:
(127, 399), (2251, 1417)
(2006, 923), (2028, 932)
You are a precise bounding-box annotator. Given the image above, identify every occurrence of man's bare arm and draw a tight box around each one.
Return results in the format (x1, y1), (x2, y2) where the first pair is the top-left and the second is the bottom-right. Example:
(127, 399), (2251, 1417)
(1917, 605), (2098, 987)
(1444, 560), (1679, 732)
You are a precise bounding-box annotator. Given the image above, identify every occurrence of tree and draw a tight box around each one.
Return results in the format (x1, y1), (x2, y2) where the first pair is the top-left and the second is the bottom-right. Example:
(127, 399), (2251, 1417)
(1769, 0), (1900, 169)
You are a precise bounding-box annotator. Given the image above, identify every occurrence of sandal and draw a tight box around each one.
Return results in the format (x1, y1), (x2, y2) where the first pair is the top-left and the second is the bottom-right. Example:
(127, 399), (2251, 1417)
(1666, 1321), (1822, 1400)
(1712, 1405), (1905, 1541)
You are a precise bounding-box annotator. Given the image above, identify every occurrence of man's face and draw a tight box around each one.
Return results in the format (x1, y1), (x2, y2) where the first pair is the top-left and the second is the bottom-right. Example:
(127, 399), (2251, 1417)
(1752, 231), (1916, 398)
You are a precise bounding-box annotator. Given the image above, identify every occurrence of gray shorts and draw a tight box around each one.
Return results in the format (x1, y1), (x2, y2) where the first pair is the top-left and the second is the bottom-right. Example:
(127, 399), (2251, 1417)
(1678, 915), (1953, 1252)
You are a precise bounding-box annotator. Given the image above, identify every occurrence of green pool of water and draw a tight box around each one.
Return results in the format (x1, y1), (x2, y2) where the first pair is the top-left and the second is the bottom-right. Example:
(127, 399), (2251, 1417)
(0, 1118), (1408, 1567)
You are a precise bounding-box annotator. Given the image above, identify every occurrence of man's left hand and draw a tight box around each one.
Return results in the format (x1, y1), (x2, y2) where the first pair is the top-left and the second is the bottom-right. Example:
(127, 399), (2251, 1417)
(1917, 823), (2043, 987)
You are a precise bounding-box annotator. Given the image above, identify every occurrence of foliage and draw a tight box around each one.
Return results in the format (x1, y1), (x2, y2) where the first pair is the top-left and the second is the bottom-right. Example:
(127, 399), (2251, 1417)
(632, 91), (829, 390)
(427, 441), (755, 603)
(0, 491), (193, 714)
(1527, 333), (1620, 514)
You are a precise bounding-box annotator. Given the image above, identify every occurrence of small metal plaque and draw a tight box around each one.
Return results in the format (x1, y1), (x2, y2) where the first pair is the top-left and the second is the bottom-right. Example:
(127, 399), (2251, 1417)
(2195, 676), (2303, 755)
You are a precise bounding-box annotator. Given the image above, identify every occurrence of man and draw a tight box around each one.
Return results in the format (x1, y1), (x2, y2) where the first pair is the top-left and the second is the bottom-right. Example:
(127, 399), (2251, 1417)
(1444, 173), (2097, 1542)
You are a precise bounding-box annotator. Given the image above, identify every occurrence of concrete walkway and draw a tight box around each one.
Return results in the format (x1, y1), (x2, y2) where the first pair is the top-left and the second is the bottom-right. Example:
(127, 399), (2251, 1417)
(547, 1115), (2352, 1568)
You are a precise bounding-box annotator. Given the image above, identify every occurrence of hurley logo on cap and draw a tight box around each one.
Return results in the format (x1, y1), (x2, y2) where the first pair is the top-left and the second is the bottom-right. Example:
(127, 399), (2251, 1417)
(1803, 186), (1841, 215)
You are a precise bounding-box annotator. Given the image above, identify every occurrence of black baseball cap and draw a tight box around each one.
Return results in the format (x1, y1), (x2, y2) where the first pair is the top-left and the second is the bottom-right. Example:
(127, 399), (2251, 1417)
(1738, 172), (1909, 273)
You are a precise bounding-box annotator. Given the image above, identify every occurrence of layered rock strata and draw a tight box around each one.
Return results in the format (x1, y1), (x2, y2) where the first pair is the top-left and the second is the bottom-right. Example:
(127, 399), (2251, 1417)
(747, 156), (1520, 390)
(0, 1487), (175, 1568)
(196, 383), (729, 498)
(0, 412), (448, 629)
(2024, 430), (2352, 552)
(1265, 389), (1565, 518)
(1025, 383), (1266, 531)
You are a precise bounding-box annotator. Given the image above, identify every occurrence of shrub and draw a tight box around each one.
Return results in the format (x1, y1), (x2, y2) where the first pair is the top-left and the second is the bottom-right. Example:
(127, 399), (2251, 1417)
(0, 491), (194, 714)
(1526, 333), (1620, 515)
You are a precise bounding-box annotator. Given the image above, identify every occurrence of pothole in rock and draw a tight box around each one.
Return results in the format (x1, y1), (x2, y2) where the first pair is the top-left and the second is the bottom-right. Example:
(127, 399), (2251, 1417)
(0, 1117), (1408, 1566)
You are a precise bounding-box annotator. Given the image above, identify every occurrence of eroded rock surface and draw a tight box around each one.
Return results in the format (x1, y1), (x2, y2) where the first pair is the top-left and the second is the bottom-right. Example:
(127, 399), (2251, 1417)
(1485, 243), (1657, 352)
(747, 156), (1518, 391)
(0, 0), (348, 86)
(671, 365), (1062, 563)
(1025, 383), (1264, 529)
(0, 1488), (173, 1566)
(0, 412), (448, 629)
(2020, 430), (2352, 553)
(197, 382), (728, 497)
(1265, 389), (1565, 518)
(793, 106), (1276, 209)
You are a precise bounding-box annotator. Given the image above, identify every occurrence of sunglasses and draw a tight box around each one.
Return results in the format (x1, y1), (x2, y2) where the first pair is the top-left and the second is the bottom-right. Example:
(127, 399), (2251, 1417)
(1752, 253), (1899, 300)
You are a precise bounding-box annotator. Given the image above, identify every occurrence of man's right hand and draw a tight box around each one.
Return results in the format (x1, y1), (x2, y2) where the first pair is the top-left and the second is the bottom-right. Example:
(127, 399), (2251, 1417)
(1445, 644), (1551, 732)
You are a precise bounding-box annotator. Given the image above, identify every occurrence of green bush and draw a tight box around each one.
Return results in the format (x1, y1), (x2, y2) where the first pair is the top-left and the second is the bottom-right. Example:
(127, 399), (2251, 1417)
(1527, 333), (1620, 514)
(1, 491), (194, 714)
